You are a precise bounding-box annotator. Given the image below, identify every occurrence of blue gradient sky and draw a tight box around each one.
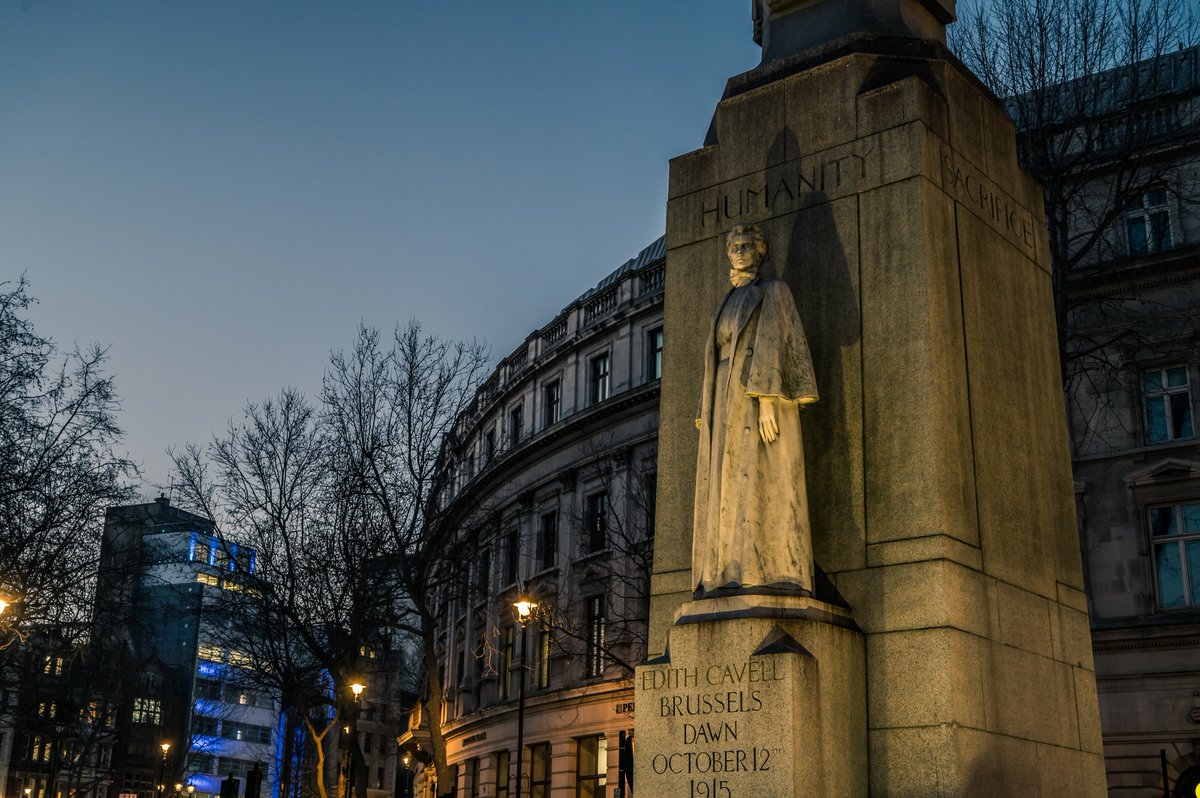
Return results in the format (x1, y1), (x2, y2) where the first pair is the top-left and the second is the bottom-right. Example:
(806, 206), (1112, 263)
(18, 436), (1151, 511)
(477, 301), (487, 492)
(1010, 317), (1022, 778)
(0, 2), (760, 493)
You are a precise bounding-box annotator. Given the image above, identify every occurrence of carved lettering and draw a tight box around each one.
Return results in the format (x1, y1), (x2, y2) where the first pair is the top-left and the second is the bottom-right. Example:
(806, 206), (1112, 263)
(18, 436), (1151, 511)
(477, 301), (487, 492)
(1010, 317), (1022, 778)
(696, 141), (880, 227)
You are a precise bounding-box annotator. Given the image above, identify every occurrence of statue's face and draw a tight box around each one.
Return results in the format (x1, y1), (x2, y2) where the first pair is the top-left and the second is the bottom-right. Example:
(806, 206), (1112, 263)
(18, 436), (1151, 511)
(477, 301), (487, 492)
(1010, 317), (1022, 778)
(726, 234), (761, 274)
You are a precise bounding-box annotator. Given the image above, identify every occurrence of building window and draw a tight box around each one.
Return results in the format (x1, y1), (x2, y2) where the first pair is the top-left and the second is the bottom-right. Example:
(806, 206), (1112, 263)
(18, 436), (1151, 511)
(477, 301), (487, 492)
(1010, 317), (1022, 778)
(43, 656), (64, 675)
(190, 536), (212, 564)
(477, 549), (491, 596)
(505, 528), (520, 586)
(1143, 366), (1193, 443)
(529, 743), (552, 798)
(1150, 502), (1200, 609)
(131, 697), (162, 726)
(499, 626), (515, 700)
(539, 511), (558, 571)
(590, 354), (610, 405)
(221, 721), (271, 744)
(542, 380), (561, 429)
(647, 327), (663, 381)
(466, 758), (480, 798)
(194, 716), (220, 736)
(1126, 187), (1174, 255)
(495, 750), (511, 798)
(585, 595), (606, 678)
(643, 472), (657, 543)
(575, 736), (608, 798)
(536, 621), (552, 689)
(484, 429), (496, 463)
(509, 403), (524, 448)
(585, 492), (608, 554)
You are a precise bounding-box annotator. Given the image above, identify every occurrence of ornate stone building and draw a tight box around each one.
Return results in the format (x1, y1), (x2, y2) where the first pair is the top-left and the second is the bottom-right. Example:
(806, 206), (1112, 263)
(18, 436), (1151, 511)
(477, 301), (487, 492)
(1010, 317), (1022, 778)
(400, 238), (664, 798)
(1054, 47), (1200, 796)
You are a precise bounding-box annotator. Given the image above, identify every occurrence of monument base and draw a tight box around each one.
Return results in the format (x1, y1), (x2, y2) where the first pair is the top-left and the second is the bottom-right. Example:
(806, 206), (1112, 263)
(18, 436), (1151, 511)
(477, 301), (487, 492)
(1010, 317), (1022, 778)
(635, 600), (866, 797)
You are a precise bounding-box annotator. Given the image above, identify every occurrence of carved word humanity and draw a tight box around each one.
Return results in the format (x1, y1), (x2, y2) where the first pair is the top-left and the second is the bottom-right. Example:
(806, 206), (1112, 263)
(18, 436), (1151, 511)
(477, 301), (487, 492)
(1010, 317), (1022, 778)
(641, 660), (783, 795)
(697, 144), (878, 228)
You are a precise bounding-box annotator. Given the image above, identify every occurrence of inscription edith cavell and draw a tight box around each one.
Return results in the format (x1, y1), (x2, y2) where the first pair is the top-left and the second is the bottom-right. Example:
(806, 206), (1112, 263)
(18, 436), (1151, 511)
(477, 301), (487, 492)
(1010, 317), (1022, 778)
(640, 659), (787, 797)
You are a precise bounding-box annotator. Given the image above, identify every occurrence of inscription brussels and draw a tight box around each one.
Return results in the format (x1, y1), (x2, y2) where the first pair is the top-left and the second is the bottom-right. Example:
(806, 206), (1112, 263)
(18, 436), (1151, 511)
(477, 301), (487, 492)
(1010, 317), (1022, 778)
(641, 659), (785, 794)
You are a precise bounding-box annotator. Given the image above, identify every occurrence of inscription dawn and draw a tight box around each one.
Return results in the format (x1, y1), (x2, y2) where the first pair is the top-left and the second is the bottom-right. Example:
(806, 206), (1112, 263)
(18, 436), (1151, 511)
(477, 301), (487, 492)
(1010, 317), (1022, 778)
(638, 658), (787, 796)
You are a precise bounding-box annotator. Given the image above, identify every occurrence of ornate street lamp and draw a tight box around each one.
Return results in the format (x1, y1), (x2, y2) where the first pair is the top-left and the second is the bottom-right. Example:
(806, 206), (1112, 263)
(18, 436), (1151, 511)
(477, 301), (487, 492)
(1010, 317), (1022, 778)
(512, 596), (537, 798)
(157, 742), (171, 798)
(343, 682), (366, 798)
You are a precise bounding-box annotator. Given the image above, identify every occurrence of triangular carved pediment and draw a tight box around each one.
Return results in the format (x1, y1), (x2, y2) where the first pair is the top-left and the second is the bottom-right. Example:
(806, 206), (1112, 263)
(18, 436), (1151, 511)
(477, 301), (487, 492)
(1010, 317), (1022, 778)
(1125, 457), (1200, 487)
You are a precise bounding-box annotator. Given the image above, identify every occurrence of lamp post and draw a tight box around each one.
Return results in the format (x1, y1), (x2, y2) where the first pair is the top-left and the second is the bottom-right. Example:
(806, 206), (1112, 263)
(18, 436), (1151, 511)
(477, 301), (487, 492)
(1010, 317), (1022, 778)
(512, 598), (536, 798)
(343, 682), (365, 798)
(157, 742), (171, 798)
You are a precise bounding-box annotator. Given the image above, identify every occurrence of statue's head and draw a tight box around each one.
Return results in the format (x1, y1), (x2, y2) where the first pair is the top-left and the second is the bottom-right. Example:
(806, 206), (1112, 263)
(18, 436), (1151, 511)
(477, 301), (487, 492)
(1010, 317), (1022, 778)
(726, 224), (768, 282)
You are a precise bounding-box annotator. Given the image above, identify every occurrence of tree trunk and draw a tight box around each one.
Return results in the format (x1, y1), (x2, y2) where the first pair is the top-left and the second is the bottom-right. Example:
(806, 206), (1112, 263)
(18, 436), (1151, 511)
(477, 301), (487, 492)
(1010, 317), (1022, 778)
(421, 632), (454, 798)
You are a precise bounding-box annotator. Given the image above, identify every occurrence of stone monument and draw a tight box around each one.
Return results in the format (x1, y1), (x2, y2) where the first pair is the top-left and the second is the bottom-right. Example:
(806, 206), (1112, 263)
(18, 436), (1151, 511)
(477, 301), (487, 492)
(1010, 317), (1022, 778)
(636, 1), (1107, 795)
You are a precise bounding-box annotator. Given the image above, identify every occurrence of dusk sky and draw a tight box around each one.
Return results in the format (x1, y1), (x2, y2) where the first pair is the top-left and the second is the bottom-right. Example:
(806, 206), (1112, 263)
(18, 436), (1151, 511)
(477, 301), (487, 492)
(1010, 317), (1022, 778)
(0, 2), (760, 493)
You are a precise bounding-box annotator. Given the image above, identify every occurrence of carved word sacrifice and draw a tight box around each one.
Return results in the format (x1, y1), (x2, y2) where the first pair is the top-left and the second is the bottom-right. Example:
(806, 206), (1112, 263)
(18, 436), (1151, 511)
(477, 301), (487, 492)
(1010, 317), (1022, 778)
(699, 145), (877, 228)
(941, 150), (1036, 254)
(641, 660), (783, 797)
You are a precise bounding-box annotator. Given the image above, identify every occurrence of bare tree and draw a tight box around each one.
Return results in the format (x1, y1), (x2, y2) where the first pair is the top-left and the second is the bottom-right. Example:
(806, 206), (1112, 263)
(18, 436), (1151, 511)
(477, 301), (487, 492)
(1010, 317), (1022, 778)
(0, 276), (136, 650)
(172, 322), (488, 798)
(322, 322), (489, 798)
(535, 435), (656, 678)
(950, 0), (1200, 449)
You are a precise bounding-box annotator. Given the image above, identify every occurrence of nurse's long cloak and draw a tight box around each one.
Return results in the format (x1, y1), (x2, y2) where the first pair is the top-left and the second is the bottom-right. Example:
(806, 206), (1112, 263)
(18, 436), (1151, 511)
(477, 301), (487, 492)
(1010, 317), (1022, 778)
(692, 277), (818, 595)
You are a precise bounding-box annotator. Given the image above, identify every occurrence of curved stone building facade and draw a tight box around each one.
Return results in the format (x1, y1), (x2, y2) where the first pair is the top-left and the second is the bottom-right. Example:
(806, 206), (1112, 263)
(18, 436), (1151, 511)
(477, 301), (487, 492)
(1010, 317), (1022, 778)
(403, 238), (664, 798)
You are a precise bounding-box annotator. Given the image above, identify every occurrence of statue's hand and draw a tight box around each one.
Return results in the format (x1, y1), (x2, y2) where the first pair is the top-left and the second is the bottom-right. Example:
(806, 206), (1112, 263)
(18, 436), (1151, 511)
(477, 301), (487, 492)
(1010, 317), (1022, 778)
(758, 396), (779, 444)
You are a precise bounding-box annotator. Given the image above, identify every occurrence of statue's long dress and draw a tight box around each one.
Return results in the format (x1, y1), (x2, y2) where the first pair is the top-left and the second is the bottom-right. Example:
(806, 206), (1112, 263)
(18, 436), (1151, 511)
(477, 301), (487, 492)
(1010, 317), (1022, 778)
(692, 277), (818, 595)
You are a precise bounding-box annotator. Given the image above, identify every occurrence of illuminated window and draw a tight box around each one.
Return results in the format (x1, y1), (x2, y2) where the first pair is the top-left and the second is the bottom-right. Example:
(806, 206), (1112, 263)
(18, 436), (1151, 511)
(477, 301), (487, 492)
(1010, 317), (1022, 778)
(43, 656), (64, 675)
(1126, 187), (1174, 255)
(529, 743), (552, 798)
(1143, 367), (1193, 443)
(495, 750), (510, 798)
(191, 538), (211, 564)
(575, 736), (607, 798)
(196, 573), (220, 587)
(536, 621), (551, 689)
(1150, 502), (1200, 609)
(585, 595), (606, 678)
(131, 697), (162, 725)
(590, 354), (610, 405)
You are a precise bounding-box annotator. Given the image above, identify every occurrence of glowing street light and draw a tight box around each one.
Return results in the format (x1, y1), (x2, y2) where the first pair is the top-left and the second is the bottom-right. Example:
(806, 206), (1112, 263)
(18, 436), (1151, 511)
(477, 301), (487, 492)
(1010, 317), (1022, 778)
(511, 595), (538, 798)
(350, 681), (365, 701)
(0, 597), (10, 616)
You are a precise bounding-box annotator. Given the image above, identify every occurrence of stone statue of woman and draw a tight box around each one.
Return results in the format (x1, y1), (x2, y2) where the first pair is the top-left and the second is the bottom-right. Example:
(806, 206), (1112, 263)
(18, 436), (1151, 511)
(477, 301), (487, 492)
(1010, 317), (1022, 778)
(692, 223), (818, 597)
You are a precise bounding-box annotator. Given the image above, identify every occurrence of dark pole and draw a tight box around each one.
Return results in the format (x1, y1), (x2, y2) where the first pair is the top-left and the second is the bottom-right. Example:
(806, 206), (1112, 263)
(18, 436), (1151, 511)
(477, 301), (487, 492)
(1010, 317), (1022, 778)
(1161, 748), (1171, 798)
(513, 621), (528, 798)
(46, 725), (63, 798)
(157, 748), (168, 798)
